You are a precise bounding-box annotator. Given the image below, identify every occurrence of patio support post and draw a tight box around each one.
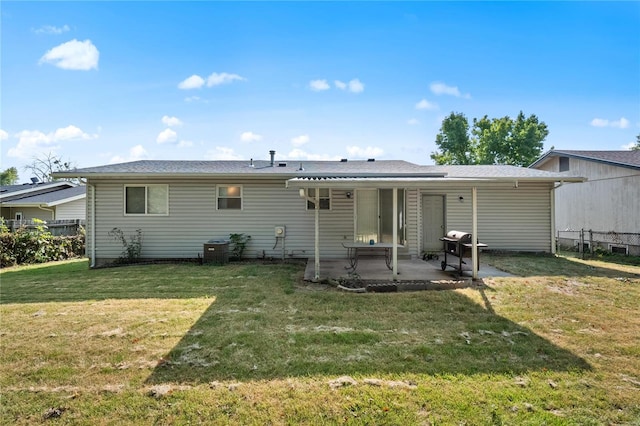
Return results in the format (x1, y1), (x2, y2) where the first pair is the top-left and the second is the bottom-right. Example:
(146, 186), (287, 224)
(472, 186), (478, 280)
(314, 188), (320, 281)
(392, 187), (398, 279)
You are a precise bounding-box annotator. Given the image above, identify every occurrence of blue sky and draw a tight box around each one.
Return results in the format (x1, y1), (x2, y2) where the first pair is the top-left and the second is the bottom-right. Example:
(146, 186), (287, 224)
(1, 1), (639, 181)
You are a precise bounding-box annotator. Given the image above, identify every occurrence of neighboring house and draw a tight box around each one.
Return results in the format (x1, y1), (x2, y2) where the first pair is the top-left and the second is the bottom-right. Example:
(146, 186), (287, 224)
(0, 181), (86, 222)
(530, 150), (640, 254)
(55, 152), (583, 272)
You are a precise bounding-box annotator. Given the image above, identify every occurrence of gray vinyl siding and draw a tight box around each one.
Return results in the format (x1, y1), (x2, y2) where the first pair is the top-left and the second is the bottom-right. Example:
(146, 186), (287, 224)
(90, 179), (354, 265)
(88, 178), (553, 265)
(419, 182), (552, 253)
(55, 198), (86, 220)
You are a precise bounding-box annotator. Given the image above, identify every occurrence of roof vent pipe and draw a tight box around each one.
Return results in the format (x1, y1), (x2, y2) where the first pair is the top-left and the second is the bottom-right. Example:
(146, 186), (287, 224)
(249, 158), (254, 168)
(269, 150), (276, 167)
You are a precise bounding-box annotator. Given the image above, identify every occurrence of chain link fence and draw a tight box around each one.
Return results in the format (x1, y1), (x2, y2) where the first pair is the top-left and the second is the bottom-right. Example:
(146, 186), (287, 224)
(557, 229), (640, 257)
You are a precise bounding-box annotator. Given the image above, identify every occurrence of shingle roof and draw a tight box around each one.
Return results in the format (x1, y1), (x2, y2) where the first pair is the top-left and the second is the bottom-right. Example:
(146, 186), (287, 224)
(530, 150), (640, 170)
(54, 159), (578, 181)
(54, 159), (431, 176)
(1, 185), (86, 206)
(0, 181), (76, 201)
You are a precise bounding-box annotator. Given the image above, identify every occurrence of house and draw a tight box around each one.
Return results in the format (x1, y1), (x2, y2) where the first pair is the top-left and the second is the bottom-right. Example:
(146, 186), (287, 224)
(530, 150), (640, 254)
(1, 181), (86, 222)
(55, 151), (584, 277)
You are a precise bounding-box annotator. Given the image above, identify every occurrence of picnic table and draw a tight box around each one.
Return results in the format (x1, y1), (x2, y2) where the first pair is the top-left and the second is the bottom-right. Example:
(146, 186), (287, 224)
(342, 242), (403, 272)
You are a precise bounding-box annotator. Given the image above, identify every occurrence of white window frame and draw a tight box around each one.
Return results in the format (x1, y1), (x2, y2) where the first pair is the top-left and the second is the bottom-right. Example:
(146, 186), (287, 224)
(123, 185), (169, 216)
(15, 211), (23, 221)
(216, 185), (243, 210)
(306, 188), (331, 210)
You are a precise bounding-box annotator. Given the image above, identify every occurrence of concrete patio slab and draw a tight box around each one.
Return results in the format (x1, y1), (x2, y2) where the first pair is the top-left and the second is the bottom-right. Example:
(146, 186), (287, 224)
(303, 254), (513, 286)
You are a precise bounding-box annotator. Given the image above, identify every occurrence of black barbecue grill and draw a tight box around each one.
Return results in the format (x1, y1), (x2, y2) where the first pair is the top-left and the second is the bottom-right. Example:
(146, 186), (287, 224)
(439, 230), (488, 274)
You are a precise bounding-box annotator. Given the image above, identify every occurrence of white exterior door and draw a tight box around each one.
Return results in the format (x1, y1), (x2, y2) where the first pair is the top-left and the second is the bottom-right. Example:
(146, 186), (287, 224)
(422, 195), (444, 252)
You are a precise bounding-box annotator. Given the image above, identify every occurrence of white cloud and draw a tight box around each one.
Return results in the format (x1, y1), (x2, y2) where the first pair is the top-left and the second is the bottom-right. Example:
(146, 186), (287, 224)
(309, 79), (330, 91)
(407, 118), (420, 125)
(206, 72), (245, 87)
(240, 131), (262, 142)
(0, 129), (8, 141)
(39, 39), (99, 71)
(286, 149), (342, 161)
(184, 95), (201, 102)
(612, 117), (630, 129)
(348, 78), (364, 93)
(53, 125), (95, 141)
(622, 141), (636, 150)
(346, 145), (384, 158)
(7, 125), (97, 159)
(156, 128), (178, 144)
(430, 81), (471, 99)
(177, 140), (194, 148)
(178, 75), (205, 90)
(179, 73), (244, 89)
(110, 144), (148, 164)
(34, 24), (70, 35)
(590, 117), (630, 129)
(162, 115), (183, 127)
(334, 78), (364, 93)
(590, 118), (609, 127)
(205, 147), (243, 160)
(291, 134), (310, 147)
(415, 99), (438, 110)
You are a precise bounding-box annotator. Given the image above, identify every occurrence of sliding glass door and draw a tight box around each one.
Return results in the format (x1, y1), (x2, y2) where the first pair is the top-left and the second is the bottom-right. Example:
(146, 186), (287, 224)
(355, 189), (405, 244)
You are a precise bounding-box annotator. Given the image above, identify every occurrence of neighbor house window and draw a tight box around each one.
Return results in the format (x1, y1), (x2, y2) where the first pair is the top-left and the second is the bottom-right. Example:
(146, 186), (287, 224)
(124, 185), (168, 215)
(306, 188), (331, 210)
(559, 156), (570, 172)
(15, 212), (23, 221)
(217, 185), (242, 210)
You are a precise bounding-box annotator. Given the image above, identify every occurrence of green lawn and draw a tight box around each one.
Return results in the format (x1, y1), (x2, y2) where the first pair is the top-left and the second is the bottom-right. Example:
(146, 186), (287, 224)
(1, 255), (639, 425)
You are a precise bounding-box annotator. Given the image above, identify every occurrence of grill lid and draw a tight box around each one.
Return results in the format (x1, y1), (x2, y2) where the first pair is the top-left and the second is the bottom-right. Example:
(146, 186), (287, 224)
(443, 230), (472, 243)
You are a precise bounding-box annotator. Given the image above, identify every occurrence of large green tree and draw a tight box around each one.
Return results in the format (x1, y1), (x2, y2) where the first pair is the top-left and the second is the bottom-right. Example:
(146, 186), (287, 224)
(430, 112), (475, 165)
(431, 111), (548, 166)
(0, 167), (19, 185)
(632, 134), (640, 151)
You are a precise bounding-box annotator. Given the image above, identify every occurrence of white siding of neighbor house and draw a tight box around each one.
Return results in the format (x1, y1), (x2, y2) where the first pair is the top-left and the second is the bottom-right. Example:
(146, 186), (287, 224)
(55, 198), (86, 220)
(537, 157), (640, 233)
(88, 178), (554, 265)
(3, 206), (53, 221)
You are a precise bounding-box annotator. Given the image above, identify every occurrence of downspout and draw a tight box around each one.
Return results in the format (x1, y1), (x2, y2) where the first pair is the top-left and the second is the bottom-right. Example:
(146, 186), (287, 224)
(550, 181), (564, 255)
(38, 205), (55, 220)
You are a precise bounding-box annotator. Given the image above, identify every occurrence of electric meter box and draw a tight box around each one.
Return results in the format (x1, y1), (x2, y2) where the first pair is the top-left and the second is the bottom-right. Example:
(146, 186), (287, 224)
(275, 226), (286, 237)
